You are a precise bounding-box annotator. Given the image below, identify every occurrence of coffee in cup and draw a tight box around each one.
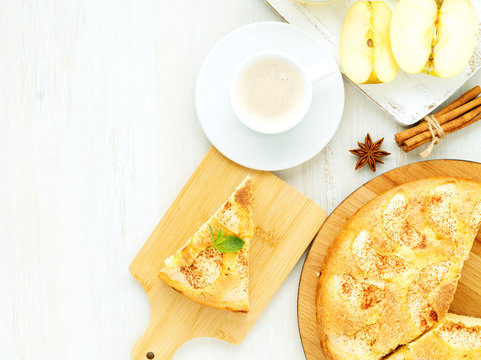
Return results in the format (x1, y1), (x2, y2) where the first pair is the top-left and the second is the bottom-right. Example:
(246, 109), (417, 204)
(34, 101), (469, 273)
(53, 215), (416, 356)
(231, 50), (338, 134)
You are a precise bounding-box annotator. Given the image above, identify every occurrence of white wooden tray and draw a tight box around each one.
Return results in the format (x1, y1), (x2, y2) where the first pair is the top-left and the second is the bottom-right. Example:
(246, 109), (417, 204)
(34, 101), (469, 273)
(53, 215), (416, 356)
(265, 0), (481, 125)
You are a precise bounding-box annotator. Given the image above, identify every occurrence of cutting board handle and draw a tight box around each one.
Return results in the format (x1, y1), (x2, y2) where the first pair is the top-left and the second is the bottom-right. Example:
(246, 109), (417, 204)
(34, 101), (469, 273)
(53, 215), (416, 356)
(131, 311), (193, 360)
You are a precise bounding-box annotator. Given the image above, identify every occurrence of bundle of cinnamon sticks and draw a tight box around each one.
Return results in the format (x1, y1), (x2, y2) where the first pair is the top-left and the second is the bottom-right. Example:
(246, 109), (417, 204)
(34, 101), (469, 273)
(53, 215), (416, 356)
(395, 86), (481, 153)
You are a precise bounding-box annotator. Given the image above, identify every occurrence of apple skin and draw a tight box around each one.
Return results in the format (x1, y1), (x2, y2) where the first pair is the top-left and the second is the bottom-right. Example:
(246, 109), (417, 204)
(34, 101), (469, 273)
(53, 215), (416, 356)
(340, 1), (398, 84)
(390, 0), (478, 78)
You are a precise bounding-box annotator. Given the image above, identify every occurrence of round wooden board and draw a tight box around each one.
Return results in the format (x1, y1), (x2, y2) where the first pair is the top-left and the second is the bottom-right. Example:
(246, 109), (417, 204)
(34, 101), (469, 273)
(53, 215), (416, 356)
(297, 160), (481, 360)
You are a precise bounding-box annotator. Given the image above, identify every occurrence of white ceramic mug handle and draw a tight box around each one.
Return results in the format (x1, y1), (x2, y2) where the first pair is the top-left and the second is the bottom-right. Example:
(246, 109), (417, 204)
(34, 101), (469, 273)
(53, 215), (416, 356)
(306, 58), (338, 83)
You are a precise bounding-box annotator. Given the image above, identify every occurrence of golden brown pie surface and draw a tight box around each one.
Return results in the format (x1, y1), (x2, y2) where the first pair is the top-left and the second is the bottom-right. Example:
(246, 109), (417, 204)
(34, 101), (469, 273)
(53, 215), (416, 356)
(316, 177), (481, 359)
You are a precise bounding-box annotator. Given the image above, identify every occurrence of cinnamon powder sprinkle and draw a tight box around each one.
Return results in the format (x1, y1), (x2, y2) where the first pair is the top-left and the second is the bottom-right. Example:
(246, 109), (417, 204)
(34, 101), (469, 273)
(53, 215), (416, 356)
(234, 181), (252, 209)
(338, 275), (385, 310)
(441, 321), (481, 335)
(181, 248), (222, 289)
(438, 321), (481, 348)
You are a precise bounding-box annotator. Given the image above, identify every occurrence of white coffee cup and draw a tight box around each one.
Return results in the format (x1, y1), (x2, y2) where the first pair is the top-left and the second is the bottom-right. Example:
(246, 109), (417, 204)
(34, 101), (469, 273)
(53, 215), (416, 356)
(230, 50), (338, 134)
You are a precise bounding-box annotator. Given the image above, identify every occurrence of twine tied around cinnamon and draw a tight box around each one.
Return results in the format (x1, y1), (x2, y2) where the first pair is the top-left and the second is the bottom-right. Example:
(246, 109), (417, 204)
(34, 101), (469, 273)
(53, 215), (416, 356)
(419, 114), (445, 158)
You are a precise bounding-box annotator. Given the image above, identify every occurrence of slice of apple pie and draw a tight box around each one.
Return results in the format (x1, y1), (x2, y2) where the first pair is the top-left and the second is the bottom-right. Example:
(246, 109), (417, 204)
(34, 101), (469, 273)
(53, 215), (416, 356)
(159, 176), (253, 312)
(387, 313), (481, 359)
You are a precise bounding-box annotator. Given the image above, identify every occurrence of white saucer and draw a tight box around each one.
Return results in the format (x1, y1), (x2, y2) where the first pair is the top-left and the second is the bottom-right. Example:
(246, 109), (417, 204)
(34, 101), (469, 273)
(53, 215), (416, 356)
(195, 21), (344, 171)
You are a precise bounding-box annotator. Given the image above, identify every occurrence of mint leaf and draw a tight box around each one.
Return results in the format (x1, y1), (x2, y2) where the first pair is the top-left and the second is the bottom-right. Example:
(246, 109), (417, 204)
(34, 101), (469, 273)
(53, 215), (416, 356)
(207, 224), (245, 253)
(214, 236), (245, 253)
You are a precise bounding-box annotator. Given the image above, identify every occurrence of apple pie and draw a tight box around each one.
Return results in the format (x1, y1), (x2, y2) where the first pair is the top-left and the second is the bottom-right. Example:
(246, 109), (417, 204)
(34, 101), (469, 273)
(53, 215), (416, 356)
(317, 177), (481, 359)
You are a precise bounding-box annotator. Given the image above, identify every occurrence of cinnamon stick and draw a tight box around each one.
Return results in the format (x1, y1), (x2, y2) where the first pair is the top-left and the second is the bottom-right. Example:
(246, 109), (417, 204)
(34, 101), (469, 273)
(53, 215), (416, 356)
(395, 86), (481, 146)
(436, 97), (481, 123)
(435, 86), (481, 116)
(404, 104), (481, 149)
(402, 111), (481, 153)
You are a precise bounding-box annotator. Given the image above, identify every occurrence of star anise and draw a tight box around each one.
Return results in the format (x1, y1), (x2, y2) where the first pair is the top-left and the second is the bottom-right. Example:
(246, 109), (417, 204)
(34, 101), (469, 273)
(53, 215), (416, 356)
(349, 133), (390, 172)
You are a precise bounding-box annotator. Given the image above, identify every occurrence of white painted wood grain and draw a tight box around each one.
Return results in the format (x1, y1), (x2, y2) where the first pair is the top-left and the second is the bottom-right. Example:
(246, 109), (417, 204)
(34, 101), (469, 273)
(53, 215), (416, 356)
(1, 1), (481, 359)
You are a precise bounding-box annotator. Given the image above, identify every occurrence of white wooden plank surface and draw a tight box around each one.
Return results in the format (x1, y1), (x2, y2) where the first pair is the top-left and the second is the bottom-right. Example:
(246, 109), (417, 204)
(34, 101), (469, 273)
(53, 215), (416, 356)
(1, 1), (481, 359)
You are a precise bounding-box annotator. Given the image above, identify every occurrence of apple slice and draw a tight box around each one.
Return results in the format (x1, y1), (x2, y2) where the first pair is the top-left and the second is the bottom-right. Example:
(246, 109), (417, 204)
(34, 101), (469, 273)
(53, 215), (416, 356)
(340, 1), (398, 84)
(390, 0), (479, 78)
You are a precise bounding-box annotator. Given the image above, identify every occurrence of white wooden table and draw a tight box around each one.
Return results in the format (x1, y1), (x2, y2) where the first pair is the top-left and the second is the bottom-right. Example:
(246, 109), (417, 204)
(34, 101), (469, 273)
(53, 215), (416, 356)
(2, 1), (481, 359)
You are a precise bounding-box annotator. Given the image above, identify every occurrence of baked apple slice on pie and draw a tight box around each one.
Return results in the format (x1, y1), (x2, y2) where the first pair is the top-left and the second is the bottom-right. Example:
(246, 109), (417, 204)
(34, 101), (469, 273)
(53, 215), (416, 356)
(159, 176), (253, 312)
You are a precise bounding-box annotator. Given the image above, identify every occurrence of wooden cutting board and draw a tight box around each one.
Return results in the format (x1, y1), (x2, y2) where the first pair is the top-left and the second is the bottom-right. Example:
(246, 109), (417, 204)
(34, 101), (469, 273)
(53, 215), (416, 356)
(298, 160), (481, 360)
(129, 147), (326, 360)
